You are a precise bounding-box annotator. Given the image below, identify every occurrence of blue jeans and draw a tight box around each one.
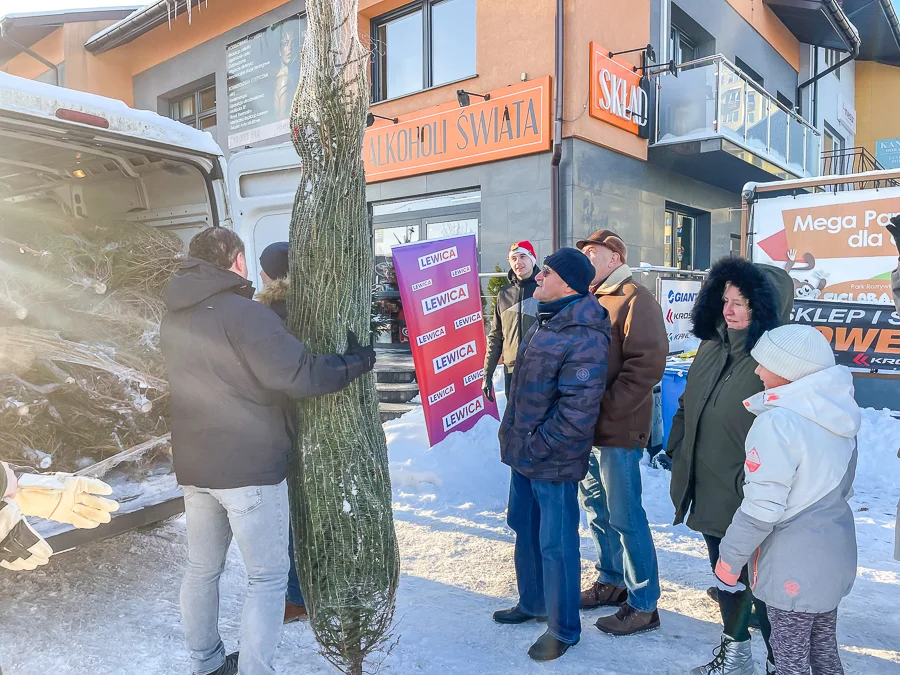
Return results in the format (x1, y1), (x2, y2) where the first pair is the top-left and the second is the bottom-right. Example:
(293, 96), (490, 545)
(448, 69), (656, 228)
(181, 481), (290, 675)
(578, 446), (660, 613)
(507, 469), (582, 644)
(286, 524), (304, 606)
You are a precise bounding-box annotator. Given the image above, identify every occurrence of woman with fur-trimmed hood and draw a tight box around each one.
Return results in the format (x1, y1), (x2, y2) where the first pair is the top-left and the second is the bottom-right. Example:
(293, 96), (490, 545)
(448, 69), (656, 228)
(666, 257), (793, 675)
(257, 241), (290, 322)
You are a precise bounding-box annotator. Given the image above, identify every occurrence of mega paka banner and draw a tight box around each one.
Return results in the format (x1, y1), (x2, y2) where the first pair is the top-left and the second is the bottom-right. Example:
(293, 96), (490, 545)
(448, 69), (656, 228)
(752, 188), (900, 305)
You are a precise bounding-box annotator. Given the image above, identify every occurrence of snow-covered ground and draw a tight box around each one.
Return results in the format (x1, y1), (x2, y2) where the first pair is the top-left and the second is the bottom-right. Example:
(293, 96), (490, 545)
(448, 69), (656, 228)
(1, 383), (898, 675)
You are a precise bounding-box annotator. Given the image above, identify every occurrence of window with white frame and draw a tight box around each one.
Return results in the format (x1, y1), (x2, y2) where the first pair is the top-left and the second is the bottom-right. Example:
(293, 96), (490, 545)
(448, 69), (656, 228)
(823, 48), (842, 80)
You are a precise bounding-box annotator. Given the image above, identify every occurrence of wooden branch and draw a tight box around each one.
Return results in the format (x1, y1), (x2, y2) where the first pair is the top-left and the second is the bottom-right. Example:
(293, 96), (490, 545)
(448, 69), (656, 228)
(0, 327), (167, 390)
(0, 236), (49, 258)
(0, 374), (64, 395)
(75, 433), (172, 479)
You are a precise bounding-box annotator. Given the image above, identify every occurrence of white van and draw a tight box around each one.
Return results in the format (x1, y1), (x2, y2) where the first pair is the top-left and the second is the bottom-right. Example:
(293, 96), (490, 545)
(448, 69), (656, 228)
(0, 73), (231, 551)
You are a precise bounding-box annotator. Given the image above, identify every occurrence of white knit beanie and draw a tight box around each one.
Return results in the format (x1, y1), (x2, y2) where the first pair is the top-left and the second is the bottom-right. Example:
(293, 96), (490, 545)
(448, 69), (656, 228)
(750, 324), (835, 381)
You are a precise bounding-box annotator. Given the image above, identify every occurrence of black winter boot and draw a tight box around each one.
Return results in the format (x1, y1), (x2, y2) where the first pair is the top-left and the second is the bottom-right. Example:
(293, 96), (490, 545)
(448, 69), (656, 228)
(527, 630), (577, 661)
(492, 605), (548, 624)
(199, 652), (239, 675)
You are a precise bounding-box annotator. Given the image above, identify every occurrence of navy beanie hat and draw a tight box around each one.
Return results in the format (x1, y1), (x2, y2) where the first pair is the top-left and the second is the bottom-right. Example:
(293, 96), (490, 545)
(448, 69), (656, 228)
(259, 241), (289, 280)
(543, 247), (595, 296)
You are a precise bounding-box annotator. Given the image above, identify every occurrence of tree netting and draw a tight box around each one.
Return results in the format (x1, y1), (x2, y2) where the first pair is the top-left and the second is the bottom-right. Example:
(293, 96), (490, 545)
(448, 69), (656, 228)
(0, 210), (176, 474)
(286, 1), (399, 674)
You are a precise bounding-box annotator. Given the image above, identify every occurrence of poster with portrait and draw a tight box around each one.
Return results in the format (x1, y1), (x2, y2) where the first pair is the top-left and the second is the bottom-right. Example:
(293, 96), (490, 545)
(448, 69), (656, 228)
(226, 14), (306, 149)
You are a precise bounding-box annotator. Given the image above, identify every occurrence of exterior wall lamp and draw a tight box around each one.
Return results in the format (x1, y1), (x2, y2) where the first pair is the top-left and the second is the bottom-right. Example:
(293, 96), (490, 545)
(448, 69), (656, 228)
(366, 113), (398, 127)
(456, 90), (491, 107)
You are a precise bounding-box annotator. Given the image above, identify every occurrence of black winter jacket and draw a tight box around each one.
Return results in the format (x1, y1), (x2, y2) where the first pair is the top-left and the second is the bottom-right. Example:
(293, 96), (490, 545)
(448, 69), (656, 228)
(160, 259), (366, 489)
(499, 294), (610, 482)
(484, 269), (538, 378)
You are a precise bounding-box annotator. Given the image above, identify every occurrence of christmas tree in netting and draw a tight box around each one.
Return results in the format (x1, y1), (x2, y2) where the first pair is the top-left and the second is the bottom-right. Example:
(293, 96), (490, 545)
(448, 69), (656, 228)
(286, 1), (399, 673)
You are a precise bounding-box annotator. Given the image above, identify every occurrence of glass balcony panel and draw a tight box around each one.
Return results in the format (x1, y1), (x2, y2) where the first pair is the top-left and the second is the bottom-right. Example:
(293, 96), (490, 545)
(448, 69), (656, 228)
(768, 105), (789, 166)
(745, 87), (769, 155)
(718, 62), (746, 143)
(653, 55), (819, 179)
(656, 62), (717, 142)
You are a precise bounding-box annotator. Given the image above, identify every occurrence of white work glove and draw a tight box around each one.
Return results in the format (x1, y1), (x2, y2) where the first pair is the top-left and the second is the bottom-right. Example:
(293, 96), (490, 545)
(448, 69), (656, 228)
(0, 498), (53, 571)
(14, 473), (119, 529)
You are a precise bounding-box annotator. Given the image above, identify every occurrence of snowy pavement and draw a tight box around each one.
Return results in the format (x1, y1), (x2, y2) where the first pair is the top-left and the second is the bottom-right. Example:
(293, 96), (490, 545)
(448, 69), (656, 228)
(1, 393), (898, 674)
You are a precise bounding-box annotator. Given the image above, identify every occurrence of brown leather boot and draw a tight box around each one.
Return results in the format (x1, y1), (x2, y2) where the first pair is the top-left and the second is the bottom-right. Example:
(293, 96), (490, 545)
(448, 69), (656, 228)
(595, 603), (660, 636)
(580, 580), (627, 609)
(284, 600), (308, 624)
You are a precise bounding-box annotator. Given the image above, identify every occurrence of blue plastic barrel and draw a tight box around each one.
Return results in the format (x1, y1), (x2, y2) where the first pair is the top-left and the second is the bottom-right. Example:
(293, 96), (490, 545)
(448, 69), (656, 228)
(661, 362), (691, 450)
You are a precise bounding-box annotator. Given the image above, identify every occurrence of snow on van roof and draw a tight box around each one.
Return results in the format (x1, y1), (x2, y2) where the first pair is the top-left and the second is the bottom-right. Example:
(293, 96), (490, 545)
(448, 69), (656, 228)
(0, 72), (224, 158)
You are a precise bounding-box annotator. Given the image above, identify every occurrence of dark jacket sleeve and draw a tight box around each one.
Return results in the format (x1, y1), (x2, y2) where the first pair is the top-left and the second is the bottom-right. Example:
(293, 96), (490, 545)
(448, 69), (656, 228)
(532, 331), (609, 459)
(603, 290), (668, 421)
(892, 264), (900, 313)
(227, 301), (366, 399)
(665, 390), (686, 459)
(484, 291), (504, 379)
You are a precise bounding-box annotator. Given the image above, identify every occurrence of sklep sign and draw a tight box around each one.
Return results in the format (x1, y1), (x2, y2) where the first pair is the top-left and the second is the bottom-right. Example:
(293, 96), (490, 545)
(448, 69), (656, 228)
(792, 298), (900, 372)
(589, 42), (650, 138)
(392, 235), (499, 446)
(660, 278), (701, 354)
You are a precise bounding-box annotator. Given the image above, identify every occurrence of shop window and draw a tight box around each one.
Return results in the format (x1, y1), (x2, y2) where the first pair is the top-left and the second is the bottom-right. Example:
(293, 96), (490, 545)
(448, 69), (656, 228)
(170, 84), (217, 136)
(823, 48), (842, 80)
(372, 0), (476, 102)
(664, 209), (695, 270)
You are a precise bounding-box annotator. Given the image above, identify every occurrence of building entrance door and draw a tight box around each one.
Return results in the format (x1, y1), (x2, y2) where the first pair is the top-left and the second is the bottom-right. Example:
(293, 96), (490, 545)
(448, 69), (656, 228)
(372, 190), (481, 348)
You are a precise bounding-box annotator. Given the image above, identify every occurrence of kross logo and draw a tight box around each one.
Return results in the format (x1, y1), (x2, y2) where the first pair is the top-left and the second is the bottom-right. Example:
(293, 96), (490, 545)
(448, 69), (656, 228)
(853, 353), (871, 367)
(666, 309), (692, 324)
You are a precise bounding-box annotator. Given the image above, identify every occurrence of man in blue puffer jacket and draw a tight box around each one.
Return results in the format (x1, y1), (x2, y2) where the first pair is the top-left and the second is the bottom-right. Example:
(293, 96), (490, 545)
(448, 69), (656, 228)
(493, 247), (611, 662)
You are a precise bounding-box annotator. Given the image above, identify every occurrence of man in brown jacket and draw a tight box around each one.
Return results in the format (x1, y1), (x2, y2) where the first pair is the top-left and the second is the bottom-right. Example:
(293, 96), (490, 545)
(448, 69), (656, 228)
(575, 230), (668, 636)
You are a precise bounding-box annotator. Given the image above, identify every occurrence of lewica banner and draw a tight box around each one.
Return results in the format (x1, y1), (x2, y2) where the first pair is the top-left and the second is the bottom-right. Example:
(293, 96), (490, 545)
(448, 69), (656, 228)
(792, 298), (900, 371)
(392, 234), (500, 446)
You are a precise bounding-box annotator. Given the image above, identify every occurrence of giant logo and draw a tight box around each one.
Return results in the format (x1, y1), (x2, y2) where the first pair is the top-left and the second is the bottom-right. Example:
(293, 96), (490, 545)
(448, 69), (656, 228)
(667, 290), (698, 304)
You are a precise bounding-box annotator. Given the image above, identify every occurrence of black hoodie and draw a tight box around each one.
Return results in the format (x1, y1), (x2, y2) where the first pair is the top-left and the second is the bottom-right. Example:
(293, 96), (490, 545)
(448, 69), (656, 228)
(160, 259), (367, 489)
(484, 267), (539, 380)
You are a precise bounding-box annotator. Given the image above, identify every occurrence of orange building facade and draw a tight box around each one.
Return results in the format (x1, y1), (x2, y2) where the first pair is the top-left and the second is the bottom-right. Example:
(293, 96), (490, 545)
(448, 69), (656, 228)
(3, 0), (879, 344)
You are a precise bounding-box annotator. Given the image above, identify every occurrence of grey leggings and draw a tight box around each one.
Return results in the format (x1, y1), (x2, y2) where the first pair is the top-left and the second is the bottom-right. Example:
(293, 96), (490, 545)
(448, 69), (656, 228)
(768, 607), (843, 675)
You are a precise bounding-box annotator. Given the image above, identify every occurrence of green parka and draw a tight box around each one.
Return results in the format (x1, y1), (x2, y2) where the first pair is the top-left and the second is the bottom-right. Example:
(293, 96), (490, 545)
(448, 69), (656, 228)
(666, 258), (794, 538)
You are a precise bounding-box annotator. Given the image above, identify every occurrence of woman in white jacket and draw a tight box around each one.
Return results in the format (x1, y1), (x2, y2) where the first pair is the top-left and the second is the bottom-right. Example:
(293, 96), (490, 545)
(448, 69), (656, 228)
(714, 325), (859, 675)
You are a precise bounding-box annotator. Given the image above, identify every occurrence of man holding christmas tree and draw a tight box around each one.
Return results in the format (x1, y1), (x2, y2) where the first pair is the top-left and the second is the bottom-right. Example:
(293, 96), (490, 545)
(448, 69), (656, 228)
(161, 228), (375, 675)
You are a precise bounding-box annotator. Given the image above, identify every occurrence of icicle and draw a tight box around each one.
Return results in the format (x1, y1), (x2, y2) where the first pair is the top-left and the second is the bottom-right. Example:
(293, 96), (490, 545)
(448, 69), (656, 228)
(187, 0), (192, 25)
(166, 0), (172, 30)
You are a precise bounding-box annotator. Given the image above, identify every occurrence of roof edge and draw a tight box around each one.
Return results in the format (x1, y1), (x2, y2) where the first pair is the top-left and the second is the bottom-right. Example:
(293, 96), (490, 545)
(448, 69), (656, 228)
(85, 0), (205, 55)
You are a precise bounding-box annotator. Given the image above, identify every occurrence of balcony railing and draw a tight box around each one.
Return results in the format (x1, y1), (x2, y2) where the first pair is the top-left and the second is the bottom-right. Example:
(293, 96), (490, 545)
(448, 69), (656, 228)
(654, 55), (821, 179)
(820, 146), (900, 192)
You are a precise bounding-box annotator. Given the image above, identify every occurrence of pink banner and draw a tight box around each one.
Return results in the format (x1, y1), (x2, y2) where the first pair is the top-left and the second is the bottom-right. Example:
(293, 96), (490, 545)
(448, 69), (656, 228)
(392, 234), (499, 446)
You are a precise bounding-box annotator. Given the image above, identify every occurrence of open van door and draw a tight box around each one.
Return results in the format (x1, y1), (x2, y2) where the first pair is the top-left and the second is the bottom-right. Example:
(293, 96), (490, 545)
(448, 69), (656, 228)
(228, 142), (300, 289)
(0, 73), (230, 551)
